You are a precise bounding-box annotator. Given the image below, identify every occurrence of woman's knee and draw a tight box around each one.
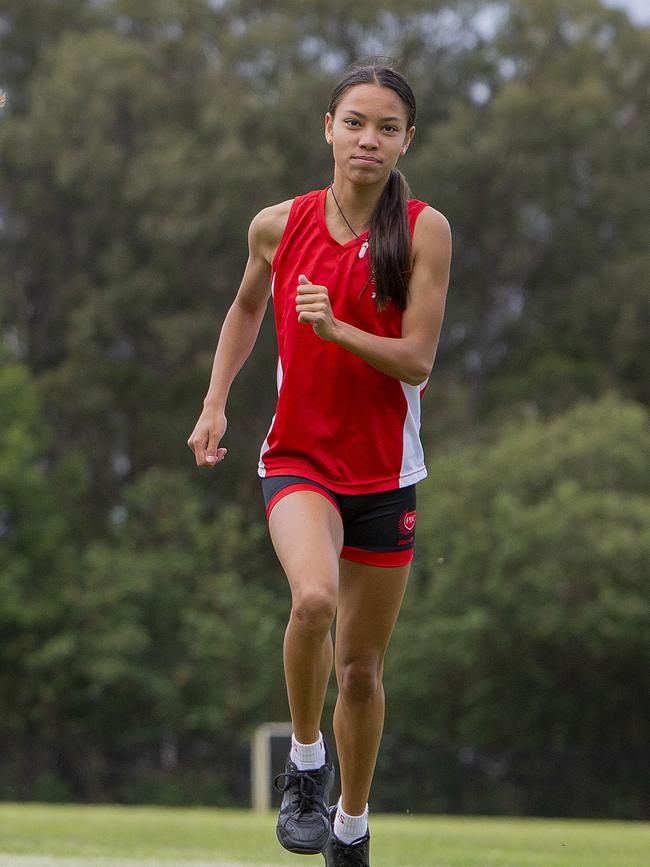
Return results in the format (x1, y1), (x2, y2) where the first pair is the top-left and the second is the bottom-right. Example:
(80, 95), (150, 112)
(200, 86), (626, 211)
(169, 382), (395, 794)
(291, 588), (337, 636)
(338, 658), (382, 702)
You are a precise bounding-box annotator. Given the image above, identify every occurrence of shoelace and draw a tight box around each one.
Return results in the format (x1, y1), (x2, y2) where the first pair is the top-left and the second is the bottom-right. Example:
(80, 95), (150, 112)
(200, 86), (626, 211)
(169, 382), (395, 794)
(273, 769), (326, 815)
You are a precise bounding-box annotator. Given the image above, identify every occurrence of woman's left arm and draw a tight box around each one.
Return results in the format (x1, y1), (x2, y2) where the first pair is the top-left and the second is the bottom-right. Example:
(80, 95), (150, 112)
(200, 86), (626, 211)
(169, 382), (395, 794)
(329, 207), (452, 386)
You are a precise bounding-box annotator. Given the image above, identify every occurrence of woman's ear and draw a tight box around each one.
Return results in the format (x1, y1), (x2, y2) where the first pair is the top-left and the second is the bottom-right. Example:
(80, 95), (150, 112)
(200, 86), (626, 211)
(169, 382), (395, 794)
(402, 125), (416, 154)
(324, 112), (333, 144)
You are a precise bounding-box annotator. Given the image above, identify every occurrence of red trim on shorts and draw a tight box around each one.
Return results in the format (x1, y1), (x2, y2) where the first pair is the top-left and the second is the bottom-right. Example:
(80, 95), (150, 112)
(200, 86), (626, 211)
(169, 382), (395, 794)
(266, 483), (341, 521)
(340, 545), (414, 567)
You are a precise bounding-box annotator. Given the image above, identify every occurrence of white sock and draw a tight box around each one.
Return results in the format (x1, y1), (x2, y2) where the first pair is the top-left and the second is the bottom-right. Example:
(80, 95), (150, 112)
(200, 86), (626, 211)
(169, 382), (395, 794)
(333, 795), (369, 845)
(290, 731), (326, 770)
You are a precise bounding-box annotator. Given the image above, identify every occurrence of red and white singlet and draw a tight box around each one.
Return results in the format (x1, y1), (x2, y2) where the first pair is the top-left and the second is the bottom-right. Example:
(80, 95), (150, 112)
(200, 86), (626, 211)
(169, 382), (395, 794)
(257, 185), (430, 495)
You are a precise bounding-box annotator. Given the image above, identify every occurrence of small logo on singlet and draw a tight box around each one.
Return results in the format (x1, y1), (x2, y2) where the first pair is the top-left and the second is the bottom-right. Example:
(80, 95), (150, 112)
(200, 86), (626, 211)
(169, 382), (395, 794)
(399, 509), (416, 535)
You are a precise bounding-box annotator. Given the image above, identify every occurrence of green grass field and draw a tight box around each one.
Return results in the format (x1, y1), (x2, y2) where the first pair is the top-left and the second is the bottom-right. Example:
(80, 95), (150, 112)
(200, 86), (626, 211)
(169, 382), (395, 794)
(0, 804), (648, 867)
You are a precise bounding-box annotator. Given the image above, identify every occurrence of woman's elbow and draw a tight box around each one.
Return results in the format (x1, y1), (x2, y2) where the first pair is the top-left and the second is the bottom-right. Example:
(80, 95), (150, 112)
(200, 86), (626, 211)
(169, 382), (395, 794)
(406, 364), (432, 387)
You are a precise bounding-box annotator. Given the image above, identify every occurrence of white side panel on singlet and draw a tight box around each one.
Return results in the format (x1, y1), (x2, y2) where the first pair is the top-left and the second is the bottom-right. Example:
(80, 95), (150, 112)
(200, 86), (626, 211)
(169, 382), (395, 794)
(399, 377), (429, 487)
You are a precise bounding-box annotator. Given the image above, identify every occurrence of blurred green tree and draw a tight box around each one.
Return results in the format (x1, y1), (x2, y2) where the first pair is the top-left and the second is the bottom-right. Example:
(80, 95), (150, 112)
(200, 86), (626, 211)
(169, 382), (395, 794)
(55, 467), (285, 801)
(1, 0), (648, 814)
(384, 395), (650, 815)
(414, 0), (650, 420)
(0, 361), (86, 798)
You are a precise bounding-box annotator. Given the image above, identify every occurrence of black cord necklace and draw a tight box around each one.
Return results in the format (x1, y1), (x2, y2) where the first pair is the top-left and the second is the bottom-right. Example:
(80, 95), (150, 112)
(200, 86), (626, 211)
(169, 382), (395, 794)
(328, 184), (368, 240)
(328, 184), (371, 264)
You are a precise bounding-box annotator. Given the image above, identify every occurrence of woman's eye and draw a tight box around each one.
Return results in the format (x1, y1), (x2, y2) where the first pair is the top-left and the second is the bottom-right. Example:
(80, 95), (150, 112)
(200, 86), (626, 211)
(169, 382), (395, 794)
(343, 119), (398, 132)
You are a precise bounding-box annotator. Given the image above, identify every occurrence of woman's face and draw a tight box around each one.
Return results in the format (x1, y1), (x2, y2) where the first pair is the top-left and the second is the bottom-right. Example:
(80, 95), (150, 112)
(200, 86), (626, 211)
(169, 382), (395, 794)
(325, 83), (415, 183)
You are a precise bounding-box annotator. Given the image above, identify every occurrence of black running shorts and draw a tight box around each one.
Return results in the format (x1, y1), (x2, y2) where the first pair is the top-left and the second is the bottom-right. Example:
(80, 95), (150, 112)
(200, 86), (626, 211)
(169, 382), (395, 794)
(260, 474), (417, 567)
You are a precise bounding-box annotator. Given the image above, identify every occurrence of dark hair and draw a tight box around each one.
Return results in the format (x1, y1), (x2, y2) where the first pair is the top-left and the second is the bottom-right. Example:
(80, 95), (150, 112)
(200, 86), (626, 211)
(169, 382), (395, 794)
(328, 63), (416, 312)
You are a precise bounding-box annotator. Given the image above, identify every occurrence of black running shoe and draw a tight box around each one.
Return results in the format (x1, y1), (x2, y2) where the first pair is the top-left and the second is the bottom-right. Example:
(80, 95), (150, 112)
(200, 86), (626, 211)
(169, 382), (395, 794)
(323, 804), (371, 866)
(273, 741), (335, 854)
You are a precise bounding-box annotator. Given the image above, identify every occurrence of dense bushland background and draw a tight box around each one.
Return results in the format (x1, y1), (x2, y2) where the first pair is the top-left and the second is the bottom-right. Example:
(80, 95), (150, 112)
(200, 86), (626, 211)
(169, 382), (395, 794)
(1, 0), (648, 817)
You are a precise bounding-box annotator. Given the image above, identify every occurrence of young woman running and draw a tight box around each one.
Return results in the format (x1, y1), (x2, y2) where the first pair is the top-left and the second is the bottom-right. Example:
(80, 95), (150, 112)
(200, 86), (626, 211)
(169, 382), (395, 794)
(188, 63), (451, 866)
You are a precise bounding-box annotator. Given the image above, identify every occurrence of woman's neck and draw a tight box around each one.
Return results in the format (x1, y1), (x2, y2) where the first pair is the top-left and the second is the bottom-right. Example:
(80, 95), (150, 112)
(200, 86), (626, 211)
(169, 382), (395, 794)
(328, 172), (387, 235)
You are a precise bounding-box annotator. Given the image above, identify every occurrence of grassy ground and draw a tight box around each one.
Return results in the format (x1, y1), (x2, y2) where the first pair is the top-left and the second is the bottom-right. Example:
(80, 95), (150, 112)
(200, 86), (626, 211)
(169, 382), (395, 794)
(0, 803), (648, 867)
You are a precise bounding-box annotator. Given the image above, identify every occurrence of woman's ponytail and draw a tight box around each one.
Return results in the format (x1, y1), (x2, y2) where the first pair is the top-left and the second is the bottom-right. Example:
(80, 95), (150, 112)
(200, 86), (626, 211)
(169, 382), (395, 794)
(369, 168), (412, 312)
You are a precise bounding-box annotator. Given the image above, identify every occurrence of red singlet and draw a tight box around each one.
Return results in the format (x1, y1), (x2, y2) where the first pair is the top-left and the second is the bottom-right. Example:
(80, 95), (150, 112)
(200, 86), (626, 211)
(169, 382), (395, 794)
(257, 185), (430, 495)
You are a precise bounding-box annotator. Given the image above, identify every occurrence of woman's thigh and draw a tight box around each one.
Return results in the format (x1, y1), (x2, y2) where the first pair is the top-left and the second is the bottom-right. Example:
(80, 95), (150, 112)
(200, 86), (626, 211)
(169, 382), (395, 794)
(335, 559), (411, 674)
(264, 481), (344, 604)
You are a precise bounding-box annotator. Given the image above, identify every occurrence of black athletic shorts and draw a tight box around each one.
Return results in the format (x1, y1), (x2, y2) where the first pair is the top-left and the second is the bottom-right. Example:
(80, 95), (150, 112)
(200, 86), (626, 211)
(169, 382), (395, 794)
(260, 474), (417, 567)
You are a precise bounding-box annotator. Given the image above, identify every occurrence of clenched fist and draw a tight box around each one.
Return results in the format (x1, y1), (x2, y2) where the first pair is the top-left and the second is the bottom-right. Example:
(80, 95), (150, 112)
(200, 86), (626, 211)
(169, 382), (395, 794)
(296, 274), (339, 341)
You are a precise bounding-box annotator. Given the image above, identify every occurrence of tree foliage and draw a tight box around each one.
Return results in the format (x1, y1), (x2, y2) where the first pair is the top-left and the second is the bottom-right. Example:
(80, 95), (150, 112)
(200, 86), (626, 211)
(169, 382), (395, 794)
(384, 396), (650, 815)
(0, 0), (648, 814)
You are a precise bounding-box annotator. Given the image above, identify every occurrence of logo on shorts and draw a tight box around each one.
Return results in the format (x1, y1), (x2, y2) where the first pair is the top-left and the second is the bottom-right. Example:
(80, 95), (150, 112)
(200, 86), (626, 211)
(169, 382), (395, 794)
(399, 508), (416, 535)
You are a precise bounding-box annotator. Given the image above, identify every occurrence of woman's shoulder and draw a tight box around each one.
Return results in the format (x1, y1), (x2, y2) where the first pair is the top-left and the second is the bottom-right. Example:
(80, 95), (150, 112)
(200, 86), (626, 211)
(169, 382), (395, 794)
(248, 198), (295, 263)
(410, 202), (451, 238)
(249, 189), (321, 262)
(250, 197), (294, 242)
(410, 204), (452, 271)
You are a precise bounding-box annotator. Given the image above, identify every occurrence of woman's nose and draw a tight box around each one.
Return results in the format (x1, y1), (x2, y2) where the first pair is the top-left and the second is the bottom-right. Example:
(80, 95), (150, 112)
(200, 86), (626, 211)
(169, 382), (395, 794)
(358, 128), (379, 148)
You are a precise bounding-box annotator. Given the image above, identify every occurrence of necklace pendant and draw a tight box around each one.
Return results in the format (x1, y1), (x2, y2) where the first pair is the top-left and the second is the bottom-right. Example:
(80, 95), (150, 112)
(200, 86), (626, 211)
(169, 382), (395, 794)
(359, 240), (369, 259)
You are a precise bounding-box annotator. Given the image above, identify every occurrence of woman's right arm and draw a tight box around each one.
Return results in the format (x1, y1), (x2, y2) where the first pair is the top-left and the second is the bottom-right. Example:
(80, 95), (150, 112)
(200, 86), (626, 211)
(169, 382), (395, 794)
(186, 201), (291, 468)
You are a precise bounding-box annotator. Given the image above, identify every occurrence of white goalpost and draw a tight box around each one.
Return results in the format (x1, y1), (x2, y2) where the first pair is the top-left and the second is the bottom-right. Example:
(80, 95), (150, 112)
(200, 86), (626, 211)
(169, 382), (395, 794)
(250, 721), (293, 812)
